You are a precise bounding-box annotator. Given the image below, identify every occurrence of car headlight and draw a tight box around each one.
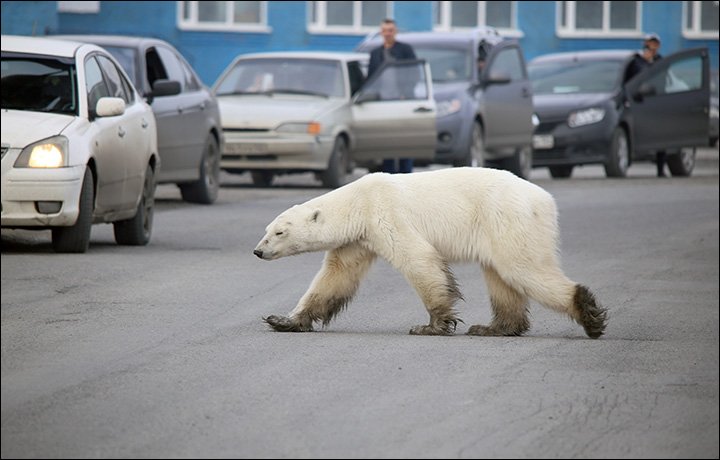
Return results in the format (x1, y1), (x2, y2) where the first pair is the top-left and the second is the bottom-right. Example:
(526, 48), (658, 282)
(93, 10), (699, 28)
(532, 113), (540, 127)
(14, 136), (69, 168)
(276, 122), (322, 135)
(567, 108), (605, 128)
(436, 98), (462, 118)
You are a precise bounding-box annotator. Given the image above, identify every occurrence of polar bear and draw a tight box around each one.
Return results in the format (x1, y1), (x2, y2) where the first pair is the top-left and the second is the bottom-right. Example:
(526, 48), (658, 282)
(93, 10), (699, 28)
(253, 167), (607, 338)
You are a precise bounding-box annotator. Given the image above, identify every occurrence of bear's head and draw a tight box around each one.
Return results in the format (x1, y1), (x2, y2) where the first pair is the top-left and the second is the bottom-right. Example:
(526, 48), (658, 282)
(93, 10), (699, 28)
(253, 204), (329, 260)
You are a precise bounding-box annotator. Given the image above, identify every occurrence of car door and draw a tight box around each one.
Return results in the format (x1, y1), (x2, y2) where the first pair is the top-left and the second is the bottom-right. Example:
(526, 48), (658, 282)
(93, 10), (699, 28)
(479, 41), (534, 150)
(84, 55), (129, 213)
(626, 47), (709, 152)
(350, 60), (436, 162)
(148, 45), (207, 183)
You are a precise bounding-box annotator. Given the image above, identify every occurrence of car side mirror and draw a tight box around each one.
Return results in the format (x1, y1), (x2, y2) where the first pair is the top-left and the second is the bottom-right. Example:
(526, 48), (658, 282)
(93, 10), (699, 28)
(151, 79), (181, 98)
(485, 71), (512, 86)
(633, 82), (656, 102)
(95, 97), (126, 117)
(354, 91), (380, 104)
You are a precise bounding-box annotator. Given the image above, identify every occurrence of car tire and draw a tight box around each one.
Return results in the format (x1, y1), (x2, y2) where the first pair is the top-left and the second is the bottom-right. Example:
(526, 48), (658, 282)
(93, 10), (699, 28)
(454, 122), (484, 167)
(502, 146), (532, 179)
(179, 135), (220, 204)
(320, 136), (349, 188)
(667, 147), (696, 177)
(604, 127), (630, 178)
(52, 167), (94, 253)
(251, 170), (274, 187)
(549, 165), (574, 179)
(114, 164), (155, 246)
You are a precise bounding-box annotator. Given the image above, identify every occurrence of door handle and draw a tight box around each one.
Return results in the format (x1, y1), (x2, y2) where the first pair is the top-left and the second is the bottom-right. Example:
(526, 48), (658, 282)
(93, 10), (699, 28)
(118, 127), (126, 138)
(522, 87), (531, 97)
(413, 106), (433, 113)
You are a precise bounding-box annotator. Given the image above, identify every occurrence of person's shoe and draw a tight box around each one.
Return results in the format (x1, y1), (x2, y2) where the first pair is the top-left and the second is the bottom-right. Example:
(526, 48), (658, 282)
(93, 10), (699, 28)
(657, 171), (667, 177)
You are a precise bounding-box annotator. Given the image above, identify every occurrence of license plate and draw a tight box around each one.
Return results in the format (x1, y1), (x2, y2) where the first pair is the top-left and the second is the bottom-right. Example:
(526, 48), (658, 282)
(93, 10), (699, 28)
(225, 143), (268, 155)
(532, 135), (554, 150)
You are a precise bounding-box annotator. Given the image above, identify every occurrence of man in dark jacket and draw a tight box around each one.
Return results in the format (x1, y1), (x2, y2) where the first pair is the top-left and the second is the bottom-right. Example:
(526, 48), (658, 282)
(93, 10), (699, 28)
(368, 18), (417, 174)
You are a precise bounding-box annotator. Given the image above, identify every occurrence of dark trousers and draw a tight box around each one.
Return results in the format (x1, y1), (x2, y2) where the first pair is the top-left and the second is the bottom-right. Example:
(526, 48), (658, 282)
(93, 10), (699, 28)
(656, 151), (667, 177)
(382, 158), (414, 174)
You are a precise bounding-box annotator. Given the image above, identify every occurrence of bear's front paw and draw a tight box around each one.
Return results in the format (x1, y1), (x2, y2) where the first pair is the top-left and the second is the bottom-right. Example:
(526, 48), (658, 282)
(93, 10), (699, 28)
(263, 315), (314, 332)
(409, 324), (455, 336)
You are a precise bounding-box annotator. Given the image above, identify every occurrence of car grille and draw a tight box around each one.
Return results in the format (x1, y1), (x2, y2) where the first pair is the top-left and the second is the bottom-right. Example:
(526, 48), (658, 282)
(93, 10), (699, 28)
(536, 120), (564, 135)
(223, 128), (270, 133)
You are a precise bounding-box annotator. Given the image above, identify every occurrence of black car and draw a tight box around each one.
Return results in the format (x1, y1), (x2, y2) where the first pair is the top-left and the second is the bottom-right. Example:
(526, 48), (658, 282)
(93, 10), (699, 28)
(529, 48), (711, 178)
(56, 35), (224, 203)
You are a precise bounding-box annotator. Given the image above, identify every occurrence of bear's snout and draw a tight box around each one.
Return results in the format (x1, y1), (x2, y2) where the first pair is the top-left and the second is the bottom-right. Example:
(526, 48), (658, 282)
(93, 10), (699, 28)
(253, 249), (264, 259)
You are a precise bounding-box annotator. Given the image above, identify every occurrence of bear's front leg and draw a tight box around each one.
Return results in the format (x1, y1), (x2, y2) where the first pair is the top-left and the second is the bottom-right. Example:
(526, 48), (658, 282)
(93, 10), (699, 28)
(264, 244), (375, 332)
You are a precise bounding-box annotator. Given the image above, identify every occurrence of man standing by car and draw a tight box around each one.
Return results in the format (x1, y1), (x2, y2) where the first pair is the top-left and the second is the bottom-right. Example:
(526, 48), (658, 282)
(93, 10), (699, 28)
(368, 18), (417, 174)
(626, 33), (668, 177)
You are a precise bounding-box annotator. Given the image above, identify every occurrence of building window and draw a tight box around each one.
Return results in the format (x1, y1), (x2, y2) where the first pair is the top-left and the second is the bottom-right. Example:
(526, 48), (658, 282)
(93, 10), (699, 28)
(178, 1), (269, 32)
(432, 1), (520, 37)
(58, 1), (99, 13)
(557, 1), (642, 38)
(308, 1), (392, 34)
(683, 1), (719, 38)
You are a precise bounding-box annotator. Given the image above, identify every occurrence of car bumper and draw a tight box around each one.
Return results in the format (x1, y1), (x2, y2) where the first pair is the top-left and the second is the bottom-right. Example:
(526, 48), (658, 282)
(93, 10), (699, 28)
(220, 132), (334, 171)
(1, 159), (85, 227)
(532, 119), (614, 167)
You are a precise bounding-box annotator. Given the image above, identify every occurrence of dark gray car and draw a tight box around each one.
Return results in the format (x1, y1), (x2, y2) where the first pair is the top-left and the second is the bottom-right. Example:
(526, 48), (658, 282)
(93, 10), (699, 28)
(356, 28), (535, 179)
(56, 35), (223, 203)
(529, 48), (711, 178)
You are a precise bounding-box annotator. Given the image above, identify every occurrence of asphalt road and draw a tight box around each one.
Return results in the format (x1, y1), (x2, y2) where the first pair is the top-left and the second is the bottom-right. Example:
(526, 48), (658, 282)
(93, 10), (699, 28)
(2, 151), (719, 458)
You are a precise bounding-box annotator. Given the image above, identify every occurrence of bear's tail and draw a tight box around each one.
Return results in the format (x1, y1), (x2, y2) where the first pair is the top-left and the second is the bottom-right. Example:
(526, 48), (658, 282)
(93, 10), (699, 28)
(573, 285), (608, 339)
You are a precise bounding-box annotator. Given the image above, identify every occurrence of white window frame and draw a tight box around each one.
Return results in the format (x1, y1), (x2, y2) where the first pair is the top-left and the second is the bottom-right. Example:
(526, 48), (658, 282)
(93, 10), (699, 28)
(556, 1), (643, 38)
(682, 1), (720, 39)
(307, 1), (393, 35)
(432, 1), (523, 38)
(177, 1), (271, 33)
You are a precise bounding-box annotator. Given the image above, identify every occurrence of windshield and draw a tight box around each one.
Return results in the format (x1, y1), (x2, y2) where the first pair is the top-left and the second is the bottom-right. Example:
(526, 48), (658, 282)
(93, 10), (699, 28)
(214, 58), (345, 98)
(1, 54), (78, 115)
(100, 45), (138, 88)
(413, 46), (472, 83)
(528, 59), (624, 95)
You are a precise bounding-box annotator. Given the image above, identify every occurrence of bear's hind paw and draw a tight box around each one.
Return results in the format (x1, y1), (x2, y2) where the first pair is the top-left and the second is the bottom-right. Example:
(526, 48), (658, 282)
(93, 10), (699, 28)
(263, 315), (314, 332)
(409, 323), (456, 336)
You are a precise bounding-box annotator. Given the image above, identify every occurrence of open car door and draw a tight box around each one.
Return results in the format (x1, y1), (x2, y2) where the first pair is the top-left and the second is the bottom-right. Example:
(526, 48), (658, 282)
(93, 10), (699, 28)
(350, 59), (436, 162)
(625, 47), (710, 152)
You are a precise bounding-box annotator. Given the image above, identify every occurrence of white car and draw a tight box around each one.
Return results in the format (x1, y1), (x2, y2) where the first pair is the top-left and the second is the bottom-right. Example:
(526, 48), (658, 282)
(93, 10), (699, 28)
(1, 35), (159, 253)
(212, 51), (437, 187)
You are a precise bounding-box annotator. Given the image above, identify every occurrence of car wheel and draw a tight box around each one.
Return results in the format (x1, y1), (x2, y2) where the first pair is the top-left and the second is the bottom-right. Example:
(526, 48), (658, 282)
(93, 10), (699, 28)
(321, 136), (350, 188)
(179, 135), (220, 204)
(251, 170), (274, 187)
(667, 147), (696, 177)
(455, 122), (484, 167)
(114, 164), (155, 246)
(604, 127), (630, 178)
(503, 146), (532, 179)
(549, 165), (574, 179)
(52, 167), (94, 253)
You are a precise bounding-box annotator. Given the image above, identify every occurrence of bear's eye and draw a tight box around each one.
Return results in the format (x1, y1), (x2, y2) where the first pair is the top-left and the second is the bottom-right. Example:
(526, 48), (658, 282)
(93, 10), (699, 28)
(275, 231), (284, 236)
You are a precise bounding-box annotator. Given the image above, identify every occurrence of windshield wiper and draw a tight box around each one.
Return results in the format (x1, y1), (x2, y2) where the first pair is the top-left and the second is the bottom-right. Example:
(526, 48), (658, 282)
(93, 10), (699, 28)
(266, 88), (329, 98)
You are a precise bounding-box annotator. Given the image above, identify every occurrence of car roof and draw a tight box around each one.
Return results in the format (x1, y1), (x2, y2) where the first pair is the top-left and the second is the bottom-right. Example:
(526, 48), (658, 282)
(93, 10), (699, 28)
(530, 49), (636, 65)
(52, 34), (171, 49)
(234, 51), (369, 62)
(1, 34), (90, 57)
(357, 27), (504, 49)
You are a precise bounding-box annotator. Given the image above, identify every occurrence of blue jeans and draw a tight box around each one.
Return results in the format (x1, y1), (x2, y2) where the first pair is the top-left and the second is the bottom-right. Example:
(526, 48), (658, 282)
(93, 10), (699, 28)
(382, 158), (414, 174)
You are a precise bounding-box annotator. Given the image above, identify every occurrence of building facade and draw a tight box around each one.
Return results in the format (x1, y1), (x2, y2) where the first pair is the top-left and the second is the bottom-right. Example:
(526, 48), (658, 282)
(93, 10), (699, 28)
(2, 1), (718, 85)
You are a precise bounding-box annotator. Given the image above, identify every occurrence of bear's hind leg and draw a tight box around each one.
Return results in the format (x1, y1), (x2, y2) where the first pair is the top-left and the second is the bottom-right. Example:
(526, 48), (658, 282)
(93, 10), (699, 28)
(468, 265), (530, 336)
(265, 244), (376, 332)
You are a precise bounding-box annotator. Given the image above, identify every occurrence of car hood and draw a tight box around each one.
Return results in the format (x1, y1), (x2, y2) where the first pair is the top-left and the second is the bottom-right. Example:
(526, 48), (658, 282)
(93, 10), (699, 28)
(532, 93), (613, 119)
(217, 95), (342, 129)
(1, 110), (75, 148)
(432, 81), (472, 101)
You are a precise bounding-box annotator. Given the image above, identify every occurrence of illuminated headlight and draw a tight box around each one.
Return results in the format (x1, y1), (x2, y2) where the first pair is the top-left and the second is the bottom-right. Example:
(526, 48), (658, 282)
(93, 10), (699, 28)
(436, 98), (462, 118)
(568, 108), (605, 128)
(15, 136), (69, 168)
(276, 122), (322, 135)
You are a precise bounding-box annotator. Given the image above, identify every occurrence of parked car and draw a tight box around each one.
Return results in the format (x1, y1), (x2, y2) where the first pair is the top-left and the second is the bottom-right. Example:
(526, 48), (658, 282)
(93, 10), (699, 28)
(212, 51), (436, 187)
(56, 35), (223, 204)
(356, 27), (535, 179)
(528, 48), (711, 178)
(1, 35), (159, 253)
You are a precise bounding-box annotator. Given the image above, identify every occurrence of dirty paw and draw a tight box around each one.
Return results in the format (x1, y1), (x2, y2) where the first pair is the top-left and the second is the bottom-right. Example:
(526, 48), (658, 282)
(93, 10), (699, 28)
(263, 315), (313, 332)
(409, 323), (455, 336)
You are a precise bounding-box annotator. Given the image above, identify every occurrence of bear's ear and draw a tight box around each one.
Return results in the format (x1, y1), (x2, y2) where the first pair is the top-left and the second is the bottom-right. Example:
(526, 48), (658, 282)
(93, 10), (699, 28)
(310, 209), (321, 223)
